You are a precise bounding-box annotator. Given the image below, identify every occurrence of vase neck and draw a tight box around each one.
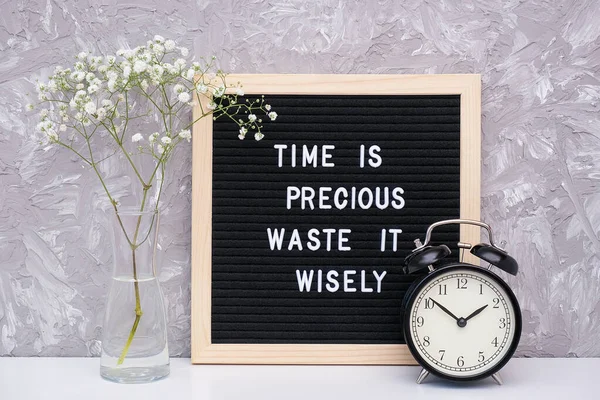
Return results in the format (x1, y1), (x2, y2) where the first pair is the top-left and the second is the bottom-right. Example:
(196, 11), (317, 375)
(110, 208), (159, 279)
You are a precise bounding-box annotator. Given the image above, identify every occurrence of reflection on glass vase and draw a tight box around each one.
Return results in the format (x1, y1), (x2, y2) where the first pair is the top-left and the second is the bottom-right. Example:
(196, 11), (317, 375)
(100, 207), (169, 383)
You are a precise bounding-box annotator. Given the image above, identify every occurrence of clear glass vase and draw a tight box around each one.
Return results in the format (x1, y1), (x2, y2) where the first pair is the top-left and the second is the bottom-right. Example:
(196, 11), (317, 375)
(100, 207), (170, 383)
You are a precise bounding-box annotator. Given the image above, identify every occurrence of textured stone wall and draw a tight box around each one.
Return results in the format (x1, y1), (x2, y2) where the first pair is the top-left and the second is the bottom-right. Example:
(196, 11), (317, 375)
(1, 0), (600, 357)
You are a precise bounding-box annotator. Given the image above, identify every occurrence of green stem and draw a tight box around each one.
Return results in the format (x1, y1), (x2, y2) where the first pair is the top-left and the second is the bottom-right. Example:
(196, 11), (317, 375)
(116, 185), (151, 365)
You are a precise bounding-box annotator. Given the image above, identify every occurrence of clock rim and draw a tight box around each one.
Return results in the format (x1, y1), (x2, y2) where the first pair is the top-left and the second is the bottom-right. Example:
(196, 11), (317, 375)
(403, 263), (522, 382)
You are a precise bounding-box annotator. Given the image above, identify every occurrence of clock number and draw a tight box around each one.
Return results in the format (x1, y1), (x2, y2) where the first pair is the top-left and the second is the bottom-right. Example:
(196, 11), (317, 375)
(499, 318), (507, 329)
(424, 298), (434, 309)
(438, 350), (445, 361)
(423, 336), (430, 347)
(438, 284), (447, 295)
(478, 351), (485, 362)
(493, 298), (500, 308)
(457, 356), (464, 367)
(457, 278), (467, 289)
(492, 337), (499, 347)
(416, 316), (425, 327)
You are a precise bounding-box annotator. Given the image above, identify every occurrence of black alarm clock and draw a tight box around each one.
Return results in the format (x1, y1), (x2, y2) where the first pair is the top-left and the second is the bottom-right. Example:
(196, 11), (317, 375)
(402, 219), (521, 385)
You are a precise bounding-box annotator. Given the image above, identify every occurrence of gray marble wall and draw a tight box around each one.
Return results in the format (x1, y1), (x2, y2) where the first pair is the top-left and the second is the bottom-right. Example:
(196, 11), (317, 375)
(1, 0), (599, 357)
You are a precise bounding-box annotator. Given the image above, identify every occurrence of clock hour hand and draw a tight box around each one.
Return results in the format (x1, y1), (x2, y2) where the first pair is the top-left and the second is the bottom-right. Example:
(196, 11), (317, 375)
(464, 304), (489, 321)
(429, 298), (459, 321)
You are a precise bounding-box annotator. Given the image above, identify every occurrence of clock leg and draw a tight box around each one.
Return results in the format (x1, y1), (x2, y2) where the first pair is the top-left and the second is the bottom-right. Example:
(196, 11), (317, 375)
(491, 372), (503, 385)
(416, 368), (430, 384)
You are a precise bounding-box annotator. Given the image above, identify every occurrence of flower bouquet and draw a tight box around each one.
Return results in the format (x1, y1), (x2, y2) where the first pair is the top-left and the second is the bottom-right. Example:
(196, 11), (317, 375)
(30, 36), (276, 383)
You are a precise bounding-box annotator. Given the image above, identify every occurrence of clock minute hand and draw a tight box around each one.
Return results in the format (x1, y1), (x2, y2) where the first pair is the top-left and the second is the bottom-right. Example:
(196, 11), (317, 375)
(429, 298), (459, 321)
(464, 304), (489, 321)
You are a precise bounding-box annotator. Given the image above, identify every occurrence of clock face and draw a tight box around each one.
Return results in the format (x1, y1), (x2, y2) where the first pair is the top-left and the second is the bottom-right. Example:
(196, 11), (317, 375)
(404, 265), (521, 380)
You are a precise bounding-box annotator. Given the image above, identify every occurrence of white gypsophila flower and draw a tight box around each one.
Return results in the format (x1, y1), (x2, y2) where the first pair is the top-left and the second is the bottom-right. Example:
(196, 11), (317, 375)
(77, 52), (87, 61)
(47, 80), (58, 93)
(177, 92), (191, 103)
(123, 49), (135, 59)
(173, 84), (185, 94)
(153, 65), (164, 76)
(84, 101), (96, 114)
(238, 133), (245, 140)
(157, 144), (165, 154)
(164, 40), (176, 51)
(152, 43), (165, 56)
(174, 58), (186, 70)
(86, 72), (95, 82)
(96, 107), (107, 120)
(47, 129), (58, 141)
(254, 132), (264, 141)
(180, 47), (189, 57)
(132, 133), (144, 142)
(107, 55), (116, 65)
(149, 132), (159, 143)
(133, 60), (147, 73)
(207, 101), (217, 110)
(164, 63), (177, 74)
(196, 83), (207, 93)
(178, 129), (191, 142)
(185, 68), (195, 80)
(265, 104), (271, 111)
(161, 136), (172, 145)
(268, 111), (278, 121)
(248, 114), (257, 122)
(141, 80), (149, 90)
(72, 71), (85, 82)
(76, 83), (84, 90)
(59, 124), (67, 132)
(213, 85), (225, 98)
(236, 87), (244, 96)
(40, 109), (49, 118)
(107, 70), (118, 81)
(98, 65), (108, 73)
(123, 65), (131, 79)
(102, 99), (113, 108)
(154, 35), (165, 43)
(239, 127), (247, 135)
(88, 84), (99, 94)
(74, 61), (85, 70)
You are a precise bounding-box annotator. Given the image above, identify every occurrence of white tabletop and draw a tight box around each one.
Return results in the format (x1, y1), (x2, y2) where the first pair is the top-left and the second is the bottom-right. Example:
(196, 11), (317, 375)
(0, 357), (597, 399)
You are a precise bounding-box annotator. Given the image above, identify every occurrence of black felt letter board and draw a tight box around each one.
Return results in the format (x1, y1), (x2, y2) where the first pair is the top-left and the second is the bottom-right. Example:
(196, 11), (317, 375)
(211, 94), (460, 344)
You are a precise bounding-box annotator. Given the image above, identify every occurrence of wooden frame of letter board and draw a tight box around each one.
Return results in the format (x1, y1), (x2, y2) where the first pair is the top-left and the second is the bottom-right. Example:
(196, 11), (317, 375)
(191, 74), (481, 365)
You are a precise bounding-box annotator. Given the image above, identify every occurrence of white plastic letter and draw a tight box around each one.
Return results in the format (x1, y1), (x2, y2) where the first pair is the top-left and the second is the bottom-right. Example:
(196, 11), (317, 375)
(267, 228), (285, 250)
(274, 144), (287, 167)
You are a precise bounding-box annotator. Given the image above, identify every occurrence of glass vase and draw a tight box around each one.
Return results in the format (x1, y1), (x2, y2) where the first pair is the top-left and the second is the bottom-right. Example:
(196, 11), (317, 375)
(100, 207), (170, 383)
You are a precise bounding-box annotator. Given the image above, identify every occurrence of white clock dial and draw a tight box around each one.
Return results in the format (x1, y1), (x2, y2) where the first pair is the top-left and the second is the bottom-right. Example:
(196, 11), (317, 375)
(407, 267), (518, 378)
